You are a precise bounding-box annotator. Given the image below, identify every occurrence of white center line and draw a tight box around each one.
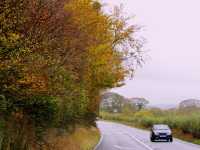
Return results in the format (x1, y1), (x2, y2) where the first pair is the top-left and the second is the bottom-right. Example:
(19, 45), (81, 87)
(125, 132), (154, 150)
(114, 145), (135, 150)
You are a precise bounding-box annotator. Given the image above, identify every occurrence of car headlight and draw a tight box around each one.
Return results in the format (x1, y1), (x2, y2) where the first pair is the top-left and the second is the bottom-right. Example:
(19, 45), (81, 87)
(154, 132), (159, 135)
(166, 131), (172, 135)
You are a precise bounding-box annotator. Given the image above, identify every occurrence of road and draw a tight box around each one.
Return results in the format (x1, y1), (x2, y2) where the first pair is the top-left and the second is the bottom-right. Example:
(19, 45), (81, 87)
(95, 121), (200, 150)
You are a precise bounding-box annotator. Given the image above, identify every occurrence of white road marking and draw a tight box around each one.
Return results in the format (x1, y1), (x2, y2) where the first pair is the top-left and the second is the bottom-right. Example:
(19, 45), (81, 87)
(114, 145), (135, 150)
(94, 134), (104, 150)
(125, 133), (154, 150)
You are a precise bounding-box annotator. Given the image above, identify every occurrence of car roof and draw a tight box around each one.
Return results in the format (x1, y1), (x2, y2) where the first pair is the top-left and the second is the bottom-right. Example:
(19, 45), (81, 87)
(153, 124), (169, 129)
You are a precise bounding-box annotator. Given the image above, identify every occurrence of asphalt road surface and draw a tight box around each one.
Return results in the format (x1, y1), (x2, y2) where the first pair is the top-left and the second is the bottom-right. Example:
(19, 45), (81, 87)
(95, 121), (200, 150)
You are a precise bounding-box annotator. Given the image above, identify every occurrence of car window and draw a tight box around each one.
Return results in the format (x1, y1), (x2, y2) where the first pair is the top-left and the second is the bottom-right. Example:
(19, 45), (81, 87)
(153, 125), (169, 130)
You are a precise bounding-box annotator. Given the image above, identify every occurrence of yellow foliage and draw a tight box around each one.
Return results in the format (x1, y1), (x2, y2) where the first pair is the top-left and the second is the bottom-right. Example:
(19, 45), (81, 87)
(134, 110), (154, 118)
(44, 127), (100, 150)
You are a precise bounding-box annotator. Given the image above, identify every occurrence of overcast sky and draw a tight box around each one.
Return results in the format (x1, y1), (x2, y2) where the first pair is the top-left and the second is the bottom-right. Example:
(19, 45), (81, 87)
(101, 0), (200, 105)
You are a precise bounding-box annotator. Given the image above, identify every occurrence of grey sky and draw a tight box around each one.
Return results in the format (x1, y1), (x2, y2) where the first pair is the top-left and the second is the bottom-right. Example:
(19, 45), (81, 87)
(101, 0), (200, 105)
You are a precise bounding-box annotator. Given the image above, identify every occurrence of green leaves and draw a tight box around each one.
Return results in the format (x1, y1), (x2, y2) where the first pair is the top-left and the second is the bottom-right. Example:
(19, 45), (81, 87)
(25, 96), (58, 126)
(0, 95), (7, 112)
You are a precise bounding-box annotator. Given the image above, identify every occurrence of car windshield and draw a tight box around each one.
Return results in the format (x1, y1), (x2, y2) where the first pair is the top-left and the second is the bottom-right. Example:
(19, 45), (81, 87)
(154, 125), (169, 130)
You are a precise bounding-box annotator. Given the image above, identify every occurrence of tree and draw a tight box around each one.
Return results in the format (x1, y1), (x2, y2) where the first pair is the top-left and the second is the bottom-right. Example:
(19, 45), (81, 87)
(101, 92), (125, 113)
(136, 98), (149, 110)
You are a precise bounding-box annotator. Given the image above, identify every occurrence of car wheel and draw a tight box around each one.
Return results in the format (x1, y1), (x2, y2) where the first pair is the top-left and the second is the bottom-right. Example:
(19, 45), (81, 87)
(168, 137), (173, 142)
(151, 137), (155, 142)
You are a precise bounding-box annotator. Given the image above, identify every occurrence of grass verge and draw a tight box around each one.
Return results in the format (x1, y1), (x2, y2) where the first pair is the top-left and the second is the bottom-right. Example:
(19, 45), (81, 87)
(45, 126), (100, 150)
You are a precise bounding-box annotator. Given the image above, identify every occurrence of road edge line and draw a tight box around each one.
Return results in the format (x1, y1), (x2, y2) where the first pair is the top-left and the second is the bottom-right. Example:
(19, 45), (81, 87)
(125, 133), (153, 150)
(94, 133), (103, 150)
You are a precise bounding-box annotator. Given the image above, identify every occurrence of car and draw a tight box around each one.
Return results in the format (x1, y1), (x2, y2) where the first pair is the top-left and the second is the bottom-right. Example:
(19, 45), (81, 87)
(150, 124), (173, 142)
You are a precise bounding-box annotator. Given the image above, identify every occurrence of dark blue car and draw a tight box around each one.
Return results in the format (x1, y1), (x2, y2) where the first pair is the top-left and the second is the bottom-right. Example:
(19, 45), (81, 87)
(150, 124), (173, 142)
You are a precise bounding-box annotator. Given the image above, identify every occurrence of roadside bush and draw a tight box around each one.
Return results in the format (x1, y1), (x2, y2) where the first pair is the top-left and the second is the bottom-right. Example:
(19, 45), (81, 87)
(0, 95), (58, 150)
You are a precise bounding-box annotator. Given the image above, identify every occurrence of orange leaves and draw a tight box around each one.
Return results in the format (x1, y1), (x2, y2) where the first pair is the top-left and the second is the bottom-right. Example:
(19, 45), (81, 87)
(18, 74), (48, 93)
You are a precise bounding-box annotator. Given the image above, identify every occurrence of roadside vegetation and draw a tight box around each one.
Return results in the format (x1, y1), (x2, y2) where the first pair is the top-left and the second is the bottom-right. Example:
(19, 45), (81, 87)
(0, 0), (142, 149)
(44, 126), (100, 150)
(100, 107), (200, 145)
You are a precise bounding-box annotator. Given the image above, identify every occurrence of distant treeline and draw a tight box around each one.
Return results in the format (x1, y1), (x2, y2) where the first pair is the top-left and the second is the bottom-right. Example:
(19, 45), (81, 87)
(100, 92), (149, 113)
(0, 0), (142, 149)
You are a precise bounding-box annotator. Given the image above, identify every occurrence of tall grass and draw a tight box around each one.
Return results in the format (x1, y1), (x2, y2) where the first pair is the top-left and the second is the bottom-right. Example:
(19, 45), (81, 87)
(44, 126), (100, 150)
